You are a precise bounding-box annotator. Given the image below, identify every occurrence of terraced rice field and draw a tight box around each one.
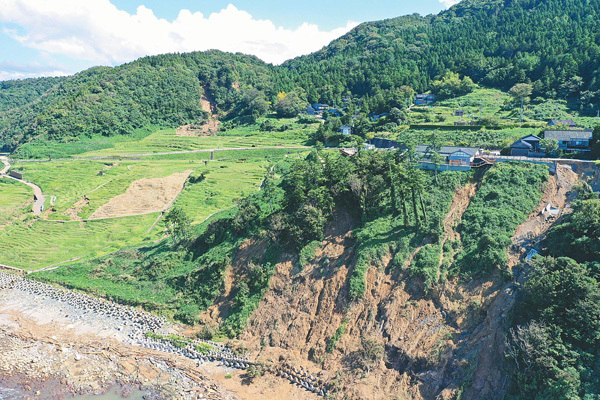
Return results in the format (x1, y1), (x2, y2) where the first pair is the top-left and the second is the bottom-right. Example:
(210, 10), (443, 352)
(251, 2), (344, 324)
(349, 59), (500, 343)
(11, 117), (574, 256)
(0, 146), (304, 270)
(77, 123), (311, 157)
(0, 213), (159, 270)
(0, 178), (33, 231)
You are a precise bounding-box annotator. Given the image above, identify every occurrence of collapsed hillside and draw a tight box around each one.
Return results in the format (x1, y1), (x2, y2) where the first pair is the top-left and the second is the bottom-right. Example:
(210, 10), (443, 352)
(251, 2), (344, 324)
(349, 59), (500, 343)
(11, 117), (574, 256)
(34, 149), (595, 399)
(196, 163), (574, 400)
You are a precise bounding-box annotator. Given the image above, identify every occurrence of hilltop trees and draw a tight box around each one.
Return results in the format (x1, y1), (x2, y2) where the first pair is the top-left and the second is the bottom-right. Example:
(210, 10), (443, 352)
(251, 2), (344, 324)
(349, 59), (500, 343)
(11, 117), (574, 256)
(430, 72), (475, 99)
(274, 91), (307, 118)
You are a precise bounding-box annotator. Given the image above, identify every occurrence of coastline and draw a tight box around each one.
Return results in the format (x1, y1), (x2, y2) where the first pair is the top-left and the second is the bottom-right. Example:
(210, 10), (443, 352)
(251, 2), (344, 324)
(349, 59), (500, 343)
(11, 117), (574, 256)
(0, 272), (232, 400)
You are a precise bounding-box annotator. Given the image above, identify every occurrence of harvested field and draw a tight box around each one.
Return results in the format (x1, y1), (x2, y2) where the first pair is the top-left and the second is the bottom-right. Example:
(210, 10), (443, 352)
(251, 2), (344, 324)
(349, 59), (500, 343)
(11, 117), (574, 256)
(90, 170), (193, 219)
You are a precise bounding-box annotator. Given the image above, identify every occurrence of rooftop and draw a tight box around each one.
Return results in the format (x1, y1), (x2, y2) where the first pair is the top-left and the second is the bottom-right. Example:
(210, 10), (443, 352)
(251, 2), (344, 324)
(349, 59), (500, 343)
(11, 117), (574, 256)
(544, 130), (593, 141)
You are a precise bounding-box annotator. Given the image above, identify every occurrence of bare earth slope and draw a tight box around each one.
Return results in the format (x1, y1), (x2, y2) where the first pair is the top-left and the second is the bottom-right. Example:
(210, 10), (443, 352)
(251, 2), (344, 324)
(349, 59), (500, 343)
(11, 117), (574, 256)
(90, 170), (192, 219)
(200, 165), (579, 400)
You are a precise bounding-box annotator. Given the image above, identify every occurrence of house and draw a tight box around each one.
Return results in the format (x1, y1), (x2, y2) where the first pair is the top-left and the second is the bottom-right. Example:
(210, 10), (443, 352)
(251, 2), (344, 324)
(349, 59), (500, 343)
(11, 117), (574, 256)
(305, 106), (316, 115)
(328, 108), (341, 117)
(454, 121), (467, 126)
(339, 125), (352, 135)
(312, 103), (329, 111)
(370, 112), (389, 122)
(339, 148), (357, 157)
(447, 148), (479, 166)
(454, 110), (465, 117)
(415, 94), (435, 105)
(415, 145), (480, 171)
(510, 134), (541, 156)
(544, 130), (593, 152)
(370, 138), (404, 150)
(549, 119), (577, 128)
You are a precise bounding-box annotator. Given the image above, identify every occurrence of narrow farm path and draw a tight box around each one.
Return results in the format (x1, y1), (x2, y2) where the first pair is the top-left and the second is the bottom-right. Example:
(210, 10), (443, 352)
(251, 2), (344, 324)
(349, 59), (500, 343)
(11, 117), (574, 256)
(1, 156), (45, 215)
(0, 155), (9, 174)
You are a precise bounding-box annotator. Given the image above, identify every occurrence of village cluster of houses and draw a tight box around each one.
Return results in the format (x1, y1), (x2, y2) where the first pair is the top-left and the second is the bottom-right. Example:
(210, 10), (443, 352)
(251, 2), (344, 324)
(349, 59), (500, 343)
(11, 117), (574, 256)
(510, 119), (594, 156)
(339, 117), (595, 172)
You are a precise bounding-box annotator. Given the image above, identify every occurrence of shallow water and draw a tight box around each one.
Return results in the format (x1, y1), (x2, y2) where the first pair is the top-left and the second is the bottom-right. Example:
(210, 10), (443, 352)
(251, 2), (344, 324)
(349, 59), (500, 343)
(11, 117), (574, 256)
(0, 385), (147, 400)
(72, 387), (148, 400)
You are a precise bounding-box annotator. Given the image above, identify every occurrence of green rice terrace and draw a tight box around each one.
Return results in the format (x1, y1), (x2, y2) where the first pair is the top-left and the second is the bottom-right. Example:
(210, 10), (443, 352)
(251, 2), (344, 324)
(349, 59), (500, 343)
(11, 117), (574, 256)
(0, 129), (309, 270)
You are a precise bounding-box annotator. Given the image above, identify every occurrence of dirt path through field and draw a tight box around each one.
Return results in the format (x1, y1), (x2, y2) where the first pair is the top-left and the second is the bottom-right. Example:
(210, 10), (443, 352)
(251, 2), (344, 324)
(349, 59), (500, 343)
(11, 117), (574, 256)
(1, 156), (45, 215)
(90, 170), (193, 219)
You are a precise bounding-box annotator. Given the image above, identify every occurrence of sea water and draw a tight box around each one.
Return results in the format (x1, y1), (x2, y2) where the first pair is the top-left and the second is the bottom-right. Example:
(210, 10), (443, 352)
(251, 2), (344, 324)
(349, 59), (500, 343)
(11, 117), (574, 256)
(0, 385), (147, 399)
(72, 387), (148, 400)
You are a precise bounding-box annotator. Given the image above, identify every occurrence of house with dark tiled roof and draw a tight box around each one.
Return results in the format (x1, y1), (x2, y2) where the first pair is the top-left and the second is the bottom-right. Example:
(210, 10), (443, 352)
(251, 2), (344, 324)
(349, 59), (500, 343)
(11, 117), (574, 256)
(370, 138), (404, 150)
(312, 103), (329, 111)
(510, 134), (541, 156)
(416, 145), (481, 170)
(415, 94), (435, 105)
(544, 129), (593, 152)
(339, 125), (352, 135)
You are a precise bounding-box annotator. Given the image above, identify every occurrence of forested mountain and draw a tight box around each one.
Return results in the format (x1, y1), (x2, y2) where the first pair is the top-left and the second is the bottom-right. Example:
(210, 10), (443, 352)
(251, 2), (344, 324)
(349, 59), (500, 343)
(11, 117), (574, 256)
(279, 0), (600, 109)
(0, 51), (274, 150)
(2, 0), (600, 150)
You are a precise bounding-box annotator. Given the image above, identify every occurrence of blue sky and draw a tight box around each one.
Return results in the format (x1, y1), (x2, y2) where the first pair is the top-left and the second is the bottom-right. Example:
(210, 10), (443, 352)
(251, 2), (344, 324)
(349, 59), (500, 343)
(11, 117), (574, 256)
(0, 0), (460, 81)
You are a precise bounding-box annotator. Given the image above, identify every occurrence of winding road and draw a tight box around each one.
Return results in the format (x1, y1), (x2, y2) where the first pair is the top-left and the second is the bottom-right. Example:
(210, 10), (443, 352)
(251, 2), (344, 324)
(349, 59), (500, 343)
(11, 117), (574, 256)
(0, 155), (45, 215)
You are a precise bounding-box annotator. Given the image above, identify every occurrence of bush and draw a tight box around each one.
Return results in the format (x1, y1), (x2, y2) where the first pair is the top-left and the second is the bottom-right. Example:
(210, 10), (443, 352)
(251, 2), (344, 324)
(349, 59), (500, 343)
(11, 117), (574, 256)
(326, 319), (348, 353)
(410, 244), (442, 290)
(456, 162), (548, 275)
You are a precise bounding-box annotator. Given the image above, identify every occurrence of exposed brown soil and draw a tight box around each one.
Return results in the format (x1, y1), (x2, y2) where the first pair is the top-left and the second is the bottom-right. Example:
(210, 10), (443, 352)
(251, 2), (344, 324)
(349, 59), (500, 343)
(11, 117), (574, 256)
(197, 165), (581, 400)
(64, 196), (89, 221)
(177, 88), (220, 137)
(437, 164), (580, 400)
(90, 170), (192, 219)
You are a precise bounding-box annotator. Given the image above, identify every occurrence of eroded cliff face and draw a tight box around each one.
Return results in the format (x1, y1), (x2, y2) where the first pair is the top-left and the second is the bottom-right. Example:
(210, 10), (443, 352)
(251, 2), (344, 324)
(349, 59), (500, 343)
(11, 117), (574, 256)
(200, 166), (579, 400)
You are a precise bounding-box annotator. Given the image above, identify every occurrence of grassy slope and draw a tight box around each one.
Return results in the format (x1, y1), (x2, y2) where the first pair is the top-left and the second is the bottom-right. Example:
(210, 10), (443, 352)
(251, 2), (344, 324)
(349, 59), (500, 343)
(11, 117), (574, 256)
(1, 145), (305, 270)
(0, 213), (159, 270)
(0, 179), (33, 231)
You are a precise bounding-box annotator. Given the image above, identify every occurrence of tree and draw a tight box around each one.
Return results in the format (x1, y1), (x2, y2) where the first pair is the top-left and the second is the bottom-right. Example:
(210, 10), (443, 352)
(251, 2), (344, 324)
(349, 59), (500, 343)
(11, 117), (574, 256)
(430, 72), (475, 99)
(274, 91), (307, 118)
(539, 138), (559, 156)
(509, 83), (533, 123)
(389, 107), (407, 124)
(164, 207), (192, 246)
(261, 165), (276, 214)
(479, 115), (501, 129)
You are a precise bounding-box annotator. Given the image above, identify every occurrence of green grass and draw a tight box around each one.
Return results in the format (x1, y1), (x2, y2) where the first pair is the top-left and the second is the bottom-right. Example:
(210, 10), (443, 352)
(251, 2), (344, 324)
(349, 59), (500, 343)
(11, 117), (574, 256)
(11, 126), (157, 159)
(75, 119), (311, 157)
(455, 162), (549, 276)
(11, 156), (279, 223)
(1, 146), (297, 271)
(0, 178), (33, 230)
(0, 213), (160, 270)
(349, 171), (471, 301)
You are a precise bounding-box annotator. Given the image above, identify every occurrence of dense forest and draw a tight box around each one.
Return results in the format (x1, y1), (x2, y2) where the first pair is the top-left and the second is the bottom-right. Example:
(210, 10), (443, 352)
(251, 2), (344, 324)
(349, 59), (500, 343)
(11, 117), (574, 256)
(2, 0), (600, 151)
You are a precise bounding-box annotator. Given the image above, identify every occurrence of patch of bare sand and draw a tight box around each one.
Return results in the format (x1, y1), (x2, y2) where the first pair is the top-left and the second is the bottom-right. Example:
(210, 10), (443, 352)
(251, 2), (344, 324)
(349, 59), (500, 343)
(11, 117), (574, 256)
(90, 170), (193, 219)
(64, 196), (89, 221)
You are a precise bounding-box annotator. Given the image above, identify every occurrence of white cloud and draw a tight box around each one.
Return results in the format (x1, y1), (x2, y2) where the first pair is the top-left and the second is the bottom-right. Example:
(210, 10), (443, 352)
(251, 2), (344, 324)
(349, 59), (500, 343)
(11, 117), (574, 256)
(439, 0), (462, 8)
(0, 1), (359, 67)
(0, 60), (69, 80)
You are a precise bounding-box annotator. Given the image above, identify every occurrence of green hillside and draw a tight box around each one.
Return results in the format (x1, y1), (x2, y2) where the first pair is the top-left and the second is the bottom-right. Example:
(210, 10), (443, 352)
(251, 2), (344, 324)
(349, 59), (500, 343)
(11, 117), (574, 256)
(2, 0), (600, 152)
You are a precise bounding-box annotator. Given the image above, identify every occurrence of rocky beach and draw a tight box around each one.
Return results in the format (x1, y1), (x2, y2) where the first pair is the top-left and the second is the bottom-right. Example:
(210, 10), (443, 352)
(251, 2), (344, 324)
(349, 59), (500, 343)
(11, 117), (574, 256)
(0, 271), (233, 400)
